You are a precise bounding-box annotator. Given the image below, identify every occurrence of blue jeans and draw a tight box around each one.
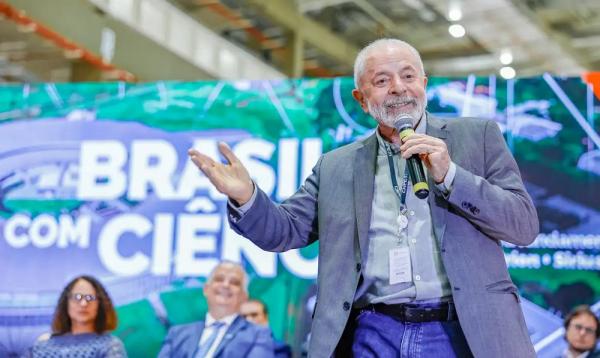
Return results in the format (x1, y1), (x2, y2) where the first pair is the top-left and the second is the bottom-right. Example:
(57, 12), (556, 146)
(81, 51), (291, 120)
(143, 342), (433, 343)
(352, 307), (473, 357)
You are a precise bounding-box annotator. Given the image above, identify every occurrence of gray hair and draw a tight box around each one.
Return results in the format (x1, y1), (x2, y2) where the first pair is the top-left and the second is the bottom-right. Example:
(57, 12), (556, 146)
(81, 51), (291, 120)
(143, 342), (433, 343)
(353, 38), (425, 88)
(207, 260), (249, 293)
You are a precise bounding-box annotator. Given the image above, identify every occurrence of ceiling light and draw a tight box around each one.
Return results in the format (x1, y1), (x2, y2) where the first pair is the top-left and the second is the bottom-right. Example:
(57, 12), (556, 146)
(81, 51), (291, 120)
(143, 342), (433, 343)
(499, 66), (516, 79)
(448, 4), (462, 21)
(448, 24), (466, 38)
(100, 27), (116, 63)
(499, 49), (513, 65)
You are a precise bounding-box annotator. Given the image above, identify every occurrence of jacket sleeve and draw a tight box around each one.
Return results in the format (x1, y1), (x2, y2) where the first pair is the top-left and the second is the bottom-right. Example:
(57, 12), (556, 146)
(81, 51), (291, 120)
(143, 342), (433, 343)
(227, 156), (323, 252)
(444, 120), (539, 246)
(246, 326), (275, 358)
(156, 327), (177, 358)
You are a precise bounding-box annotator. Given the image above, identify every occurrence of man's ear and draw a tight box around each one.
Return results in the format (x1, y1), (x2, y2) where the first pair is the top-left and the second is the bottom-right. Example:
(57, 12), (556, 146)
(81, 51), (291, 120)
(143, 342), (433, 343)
(352, 89), (369, 113)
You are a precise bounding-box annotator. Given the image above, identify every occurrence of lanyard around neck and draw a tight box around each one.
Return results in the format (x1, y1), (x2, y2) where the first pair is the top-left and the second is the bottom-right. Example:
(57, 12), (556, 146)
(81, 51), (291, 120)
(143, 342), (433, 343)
(384, 143), (409, 209)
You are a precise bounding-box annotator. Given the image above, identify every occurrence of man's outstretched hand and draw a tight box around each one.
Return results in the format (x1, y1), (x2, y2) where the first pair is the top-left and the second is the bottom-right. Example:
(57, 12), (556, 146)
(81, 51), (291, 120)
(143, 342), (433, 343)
(188, 142), (254, 205)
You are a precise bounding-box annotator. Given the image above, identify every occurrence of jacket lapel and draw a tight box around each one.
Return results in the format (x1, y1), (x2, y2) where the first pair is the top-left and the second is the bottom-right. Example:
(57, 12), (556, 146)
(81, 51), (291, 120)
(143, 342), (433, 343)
(190, 321), (206, 358)
(212, 316), (244, 358)
(426, 115), (451, 248)
(353, 132), (378, 263)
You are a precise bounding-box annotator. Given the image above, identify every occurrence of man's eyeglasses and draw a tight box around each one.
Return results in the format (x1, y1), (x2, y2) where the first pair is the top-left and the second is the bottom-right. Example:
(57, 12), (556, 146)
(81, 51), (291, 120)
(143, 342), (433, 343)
(570, 323), (597, 336)
(69, 293), (97, 303)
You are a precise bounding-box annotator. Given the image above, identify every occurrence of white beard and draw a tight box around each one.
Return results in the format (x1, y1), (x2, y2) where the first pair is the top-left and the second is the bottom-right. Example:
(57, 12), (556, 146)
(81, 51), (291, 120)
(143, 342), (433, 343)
(367, 96), (427, 127)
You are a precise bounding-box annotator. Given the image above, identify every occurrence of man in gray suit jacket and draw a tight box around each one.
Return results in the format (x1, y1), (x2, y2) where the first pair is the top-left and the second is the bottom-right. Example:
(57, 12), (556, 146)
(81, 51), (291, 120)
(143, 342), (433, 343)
(157, 261), (274, 358)
(189, 39), (538, 357)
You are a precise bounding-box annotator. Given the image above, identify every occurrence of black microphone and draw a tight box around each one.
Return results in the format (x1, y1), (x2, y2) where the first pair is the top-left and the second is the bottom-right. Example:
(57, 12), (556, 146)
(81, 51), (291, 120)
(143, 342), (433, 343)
(394, 115), (429, 199)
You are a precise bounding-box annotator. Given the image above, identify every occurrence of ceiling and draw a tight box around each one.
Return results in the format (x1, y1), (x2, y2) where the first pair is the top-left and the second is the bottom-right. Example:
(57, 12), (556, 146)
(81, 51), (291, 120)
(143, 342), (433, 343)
(0, 17), (71, 82)
(1, 0), (599, 82)
(168, 0), (600, 77)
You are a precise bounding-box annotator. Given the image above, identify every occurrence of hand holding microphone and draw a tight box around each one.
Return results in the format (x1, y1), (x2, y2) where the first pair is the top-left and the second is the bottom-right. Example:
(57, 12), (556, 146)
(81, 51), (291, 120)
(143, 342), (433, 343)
(394, 115), (451, 199)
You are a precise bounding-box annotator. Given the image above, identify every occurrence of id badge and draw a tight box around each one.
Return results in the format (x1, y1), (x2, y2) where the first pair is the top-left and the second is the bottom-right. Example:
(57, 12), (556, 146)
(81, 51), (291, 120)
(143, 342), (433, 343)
(389, 247), (412, 285)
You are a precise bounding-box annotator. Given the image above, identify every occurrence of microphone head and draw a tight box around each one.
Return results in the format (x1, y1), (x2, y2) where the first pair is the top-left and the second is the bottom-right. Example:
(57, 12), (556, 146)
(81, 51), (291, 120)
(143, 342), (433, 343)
(393, 114), (414, 132)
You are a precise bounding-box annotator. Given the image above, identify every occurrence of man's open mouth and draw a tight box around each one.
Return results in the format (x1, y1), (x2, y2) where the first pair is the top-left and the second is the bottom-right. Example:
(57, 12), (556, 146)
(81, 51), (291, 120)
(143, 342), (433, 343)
(386, 100), (416, 108)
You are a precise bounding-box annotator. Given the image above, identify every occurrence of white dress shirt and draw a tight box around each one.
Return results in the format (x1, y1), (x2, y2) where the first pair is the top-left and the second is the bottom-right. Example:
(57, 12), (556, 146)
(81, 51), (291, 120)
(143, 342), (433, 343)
(199, 313), (238, 358)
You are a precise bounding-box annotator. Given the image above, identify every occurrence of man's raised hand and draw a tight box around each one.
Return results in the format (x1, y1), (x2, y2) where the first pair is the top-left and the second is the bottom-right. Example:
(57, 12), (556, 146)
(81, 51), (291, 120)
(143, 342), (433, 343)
(188, 142), (254, 205)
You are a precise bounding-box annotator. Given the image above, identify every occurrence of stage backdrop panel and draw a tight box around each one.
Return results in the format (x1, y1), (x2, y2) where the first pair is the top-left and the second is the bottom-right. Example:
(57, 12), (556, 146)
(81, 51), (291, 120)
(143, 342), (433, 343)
(0, 76), (598, 357)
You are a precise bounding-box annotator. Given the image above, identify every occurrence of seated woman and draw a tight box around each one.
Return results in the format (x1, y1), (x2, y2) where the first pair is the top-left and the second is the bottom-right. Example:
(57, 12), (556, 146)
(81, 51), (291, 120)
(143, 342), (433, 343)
(24, 275), (126, 357)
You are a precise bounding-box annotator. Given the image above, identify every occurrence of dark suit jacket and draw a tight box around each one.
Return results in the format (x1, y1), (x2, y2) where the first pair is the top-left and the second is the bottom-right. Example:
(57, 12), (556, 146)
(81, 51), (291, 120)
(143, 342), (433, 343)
(229, 115), (539, 358)
(157, 316), (274, 358)
(273, 338), (291, 358)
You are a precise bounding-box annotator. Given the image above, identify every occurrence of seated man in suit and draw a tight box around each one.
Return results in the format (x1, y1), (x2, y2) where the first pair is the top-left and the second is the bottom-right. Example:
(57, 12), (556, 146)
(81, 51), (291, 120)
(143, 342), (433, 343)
(158, 261), (274, 358)
(563, 305), (600, 358)
(240, 299), (292, 358)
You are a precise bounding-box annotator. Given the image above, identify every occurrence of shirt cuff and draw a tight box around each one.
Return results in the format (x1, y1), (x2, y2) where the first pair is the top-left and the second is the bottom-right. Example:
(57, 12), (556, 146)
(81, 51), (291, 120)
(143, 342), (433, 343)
(228, 182), (257, 215)
(434, 161), (456, 195)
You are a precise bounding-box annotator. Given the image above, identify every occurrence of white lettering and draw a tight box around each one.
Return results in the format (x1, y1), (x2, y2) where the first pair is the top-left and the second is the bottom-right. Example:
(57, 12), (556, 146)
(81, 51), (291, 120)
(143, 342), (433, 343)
(280, 249), (318, 279)
(221, 224), (276, 277)
(277, 138), (298, 201)
(4, 214), (31, 248)
(234, 139), (275, 196)
(151, 214), (174, 275)
(301, 138), (322, 183)
(57, 215), (91, 248)
(129, 140), (177, 200)
(77, 141), (127, 200)
(175, 214), (220, 276)
(98, 214), (151, 276)
(29, 214), (58, 248)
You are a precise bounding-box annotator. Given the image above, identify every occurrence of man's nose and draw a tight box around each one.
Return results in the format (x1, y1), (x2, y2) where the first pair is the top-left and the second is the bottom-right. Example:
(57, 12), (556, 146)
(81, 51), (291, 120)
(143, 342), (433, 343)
(389, 76), (407, 95)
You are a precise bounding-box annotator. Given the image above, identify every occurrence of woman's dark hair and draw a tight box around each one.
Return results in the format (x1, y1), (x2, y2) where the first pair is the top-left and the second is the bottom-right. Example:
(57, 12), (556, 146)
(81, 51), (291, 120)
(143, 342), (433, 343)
(51, 275), (118, 335)
(564, 305), (600, 338)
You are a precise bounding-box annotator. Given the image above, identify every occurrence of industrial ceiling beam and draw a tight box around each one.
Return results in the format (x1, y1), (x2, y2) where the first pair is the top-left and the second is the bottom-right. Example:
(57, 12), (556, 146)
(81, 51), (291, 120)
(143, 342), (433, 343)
(244, 0), (359, 68)
(424, 0), (587, 75)
(6, 0), (212, 81)
(508, 0), (593, 71)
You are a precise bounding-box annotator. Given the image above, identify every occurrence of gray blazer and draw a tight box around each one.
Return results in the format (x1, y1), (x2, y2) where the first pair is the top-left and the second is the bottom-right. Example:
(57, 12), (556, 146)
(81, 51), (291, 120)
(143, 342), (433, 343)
(229, 116), (539, 358)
